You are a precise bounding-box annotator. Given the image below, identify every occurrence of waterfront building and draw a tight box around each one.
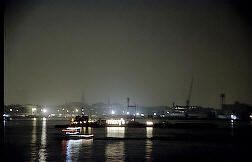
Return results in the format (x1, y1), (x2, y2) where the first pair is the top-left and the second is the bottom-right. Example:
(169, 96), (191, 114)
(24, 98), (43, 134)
(222, 102), (252, 120)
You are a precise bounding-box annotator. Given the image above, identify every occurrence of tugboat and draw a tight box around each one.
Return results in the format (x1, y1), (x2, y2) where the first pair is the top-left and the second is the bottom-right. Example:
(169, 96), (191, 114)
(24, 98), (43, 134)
(62, 127), (94, 139)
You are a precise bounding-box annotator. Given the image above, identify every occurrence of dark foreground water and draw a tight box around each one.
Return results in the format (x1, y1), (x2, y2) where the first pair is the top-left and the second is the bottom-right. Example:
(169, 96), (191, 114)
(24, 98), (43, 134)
(4, 119), (252, 162)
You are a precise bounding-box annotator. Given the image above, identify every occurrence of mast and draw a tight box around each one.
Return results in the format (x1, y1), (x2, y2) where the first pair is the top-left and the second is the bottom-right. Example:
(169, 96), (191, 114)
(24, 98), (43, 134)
(186, 76), (194, 109)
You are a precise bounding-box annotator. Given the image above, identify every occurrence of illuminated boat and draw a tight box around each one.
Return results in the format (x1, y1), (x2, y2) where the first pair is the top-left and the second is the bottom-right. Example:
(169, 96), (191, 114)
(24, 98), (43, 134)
(62, 127), (94, 139)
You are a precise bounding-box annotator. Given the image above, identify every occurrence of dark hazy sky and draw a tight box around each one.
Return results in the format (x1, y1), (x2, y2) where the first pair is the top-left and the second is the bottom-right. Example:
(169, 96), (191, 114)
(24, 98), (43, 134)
(4, 0), (251, 108)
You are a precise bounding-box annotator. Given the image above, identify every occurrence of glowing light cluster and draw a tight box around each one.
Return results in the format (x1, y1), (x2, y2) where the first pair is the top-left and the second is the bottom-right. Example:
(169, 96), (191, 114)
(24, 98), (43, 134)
(88, 120), (95, 123)
(3, 114), (10, 117)
(146, 121), (153, 126)
(106, 118), (125, 126)
(230, 114), (237, 120)
(78, 121), (87, 124)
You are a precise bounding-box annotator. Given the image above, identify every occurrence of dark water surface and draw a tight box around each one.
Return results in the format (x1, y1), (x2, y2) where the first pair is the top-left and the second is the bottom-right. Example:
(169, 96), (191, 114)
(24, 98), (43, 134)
(4, 119), (252, 162)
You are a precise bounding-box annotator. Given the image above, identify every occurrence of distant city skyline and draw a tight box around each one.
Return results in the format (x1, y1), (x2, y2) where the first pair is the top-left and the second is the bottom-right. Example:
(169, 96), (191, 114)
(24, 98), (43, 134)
(4, 0), (251, 108)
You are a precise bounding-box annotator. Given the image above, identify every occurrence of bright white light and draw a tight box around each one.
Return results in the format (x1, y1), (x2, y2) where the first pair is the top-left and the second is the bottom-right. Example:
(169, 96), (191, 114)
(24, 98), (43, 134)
(231, 114), (237, 120)
(126, 112), (130, 115)
(32, 108), (37, 112)
(250, 114), (252, 119)
(136, 112), (140, 116)
(146, 127), (153, 138)
(67, 110), (69, 113)
(75, 109), (78, 112)
(153, 113), (156, 116)
(167, 111), (169, 114)
(120, 118), (125, 125)
(146, 121), (153, 126)
(42, 109), (47, 113)
(111, 110), (115, 115)
(42, 117), (46, 120)
(10, 109), (12, 112)
(141, 113), (144, 117)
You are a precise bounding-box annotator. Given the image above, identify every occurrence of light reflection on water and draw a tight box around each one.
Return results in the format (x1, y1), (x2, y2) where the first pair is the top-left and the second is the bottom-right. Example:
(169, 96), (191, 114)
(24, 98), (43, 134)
(146, 127), (153, 138)
(82, 127), (92, 134)
(105, 127), (126, 162)
(146, 127), (153, 161)
(105, 141), (125, 162)
(63, 139), (93, 161)
(39, 119), (47, 162)
(5, 120), (252, 162)
(31, 119), (37, 161)
(145, 140), (152, 161)
(106, 127), (125, 138)
(61, 127), (152, 162)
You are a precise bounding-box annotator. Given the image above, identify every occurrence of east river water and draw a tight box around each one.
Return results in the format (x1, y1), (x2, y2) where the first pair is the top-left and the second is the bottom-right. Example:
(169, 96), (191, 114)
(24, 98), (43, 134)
(4, 119), (252, 162)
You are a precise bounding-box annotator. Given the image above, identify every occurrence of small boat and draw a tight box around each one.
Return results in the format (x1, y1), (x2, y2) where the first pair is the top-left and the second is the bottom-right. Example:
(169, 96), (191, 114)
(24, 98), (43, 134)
(62, 127), (94, 139)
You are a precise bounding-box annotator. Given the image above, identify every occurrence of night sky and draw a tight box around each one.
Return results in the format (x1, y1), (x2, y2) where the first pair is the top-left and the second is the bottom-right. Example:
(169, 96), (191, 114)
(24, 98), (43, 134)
(4, 0), (251, 108)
